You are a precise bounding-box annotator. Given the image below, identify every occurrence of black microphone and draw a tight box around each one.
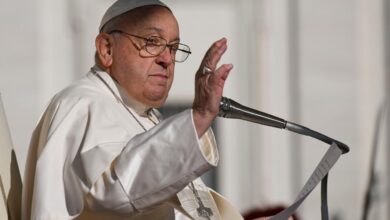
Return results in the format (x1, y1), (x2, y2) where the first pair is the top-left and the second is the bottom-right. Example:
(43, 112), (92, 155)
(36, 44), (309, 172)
(219, 96), (287, 129)
(218, 97), (349, 154)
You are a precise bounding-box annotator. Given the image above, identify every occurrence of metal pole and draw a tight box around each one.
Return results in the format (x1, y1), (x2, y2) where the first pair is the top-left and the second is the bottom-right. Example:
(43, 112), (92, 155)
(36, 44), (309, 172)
(383, 0), (390, 216)
(287, 0), (302, 196)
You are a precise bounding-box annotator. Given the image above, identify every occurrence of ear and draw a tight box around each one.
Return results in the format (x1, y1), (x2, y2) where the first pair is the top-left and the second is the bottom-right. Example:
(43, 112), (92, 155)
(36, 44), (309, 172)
(95, 33), (114, 68)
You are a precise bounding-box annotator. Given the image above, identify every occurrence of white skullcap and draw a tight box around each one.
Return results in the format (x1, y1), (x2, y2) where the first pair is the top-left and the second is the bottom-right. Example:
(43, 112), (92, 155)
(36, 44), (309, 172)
(99, 0), (170, 32)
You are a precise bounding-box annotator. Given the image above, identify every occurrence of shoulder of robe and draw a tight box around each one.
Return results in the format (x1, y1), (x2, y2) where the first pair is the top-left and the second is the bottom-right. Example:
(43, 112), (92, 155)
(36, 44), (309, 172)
(42, 77), (118, 132)
(53, 77), (112, 105)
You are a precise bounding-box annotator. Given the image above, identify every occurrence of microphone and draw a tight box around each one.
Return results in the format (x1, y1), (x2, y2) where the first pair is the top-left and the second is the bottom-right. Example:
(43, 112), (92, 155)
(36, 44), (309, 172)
(218, 97), (349, 154)
(219, 97), (287, 129)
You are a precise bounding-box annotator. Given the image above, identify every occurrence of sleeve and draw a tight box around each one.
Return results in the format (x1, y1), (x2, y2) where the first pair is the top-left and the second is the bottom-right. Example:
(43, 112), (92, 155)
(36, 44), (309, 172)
(75, 107), (219, 213)
(112, 110), (218, 212)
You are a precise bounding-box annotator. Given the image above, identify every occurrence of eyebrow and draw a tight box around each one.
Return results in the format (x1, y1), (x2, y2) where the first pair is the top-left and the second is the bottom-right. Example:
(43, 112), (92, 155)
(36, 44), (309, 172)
(143, 27), (180, 42)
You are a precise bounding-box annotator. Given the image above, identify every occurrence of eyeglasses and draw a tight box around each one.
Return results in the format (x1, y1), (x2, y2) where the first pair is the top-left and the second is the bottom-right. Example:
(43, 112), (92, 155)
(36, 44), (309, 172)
(108, 30), (192, 63)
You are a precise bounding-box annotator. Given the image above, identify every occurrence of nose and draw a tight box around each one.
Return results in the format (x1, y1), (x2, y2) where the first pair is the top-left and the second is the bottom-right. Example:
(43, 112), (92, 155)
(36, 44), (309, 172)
(156, 46), (174, 67)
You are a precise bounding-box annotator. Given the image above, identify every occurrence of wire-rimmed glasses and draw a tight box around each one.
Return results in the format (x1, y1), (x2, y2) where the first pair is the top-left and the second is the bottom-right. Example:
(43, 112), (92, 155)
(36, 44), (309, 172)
(109, 30), (191, 63)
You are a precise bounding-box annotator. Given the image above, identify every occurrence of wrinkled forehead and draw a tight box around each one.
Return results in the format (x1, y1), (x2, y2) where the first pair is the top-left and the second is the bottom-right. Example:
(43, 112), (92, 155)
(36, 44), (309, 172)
(99, 0), (171, 32)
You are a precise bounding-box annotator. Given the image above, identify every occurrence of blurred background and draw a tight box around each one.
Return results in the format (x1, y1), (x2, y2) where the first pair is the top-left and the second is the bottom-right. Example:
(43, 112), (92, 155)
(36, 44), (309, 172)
(0, 0), (389, 219)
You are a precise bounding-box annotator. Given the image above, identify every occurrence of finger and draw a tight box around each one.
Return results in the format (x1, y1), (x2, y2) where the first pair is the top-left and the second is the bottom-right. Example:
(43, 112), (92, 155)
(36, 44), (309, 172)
(203, 38), (227, 70)
(196, 38), (227, 78)
(207, 64), (233, 91)
(213, 63), (233, 81)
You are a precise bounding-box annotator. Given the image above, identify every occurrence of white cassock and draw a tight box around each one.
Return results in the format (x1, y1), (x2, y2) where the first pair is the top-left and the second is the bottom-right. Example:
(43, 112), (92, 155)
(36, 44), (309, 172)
(22, 67), (243, 220)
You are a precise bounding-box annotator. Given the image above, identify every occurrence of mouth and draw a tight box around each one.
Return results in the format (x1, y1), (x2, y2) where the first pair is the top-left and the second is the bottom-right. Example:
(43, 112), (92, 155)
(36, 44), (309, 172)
(149, 72), (169, 86)
(150, 73), (168, 79)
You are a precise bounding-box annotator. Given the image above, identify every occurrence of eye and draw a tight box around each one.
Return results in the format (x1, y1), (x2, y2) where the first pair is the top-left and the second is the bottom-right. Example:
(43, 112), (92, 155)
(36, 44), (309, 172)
(170, 44), (179, 51)
(145, 36), (163, 46)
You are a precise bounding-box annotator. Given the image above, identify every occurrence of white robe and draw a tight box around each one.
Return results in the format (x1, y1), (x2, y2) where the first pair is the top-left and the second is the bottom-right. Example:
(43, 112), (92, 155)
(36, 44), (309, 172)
(22, 67), (243, 220)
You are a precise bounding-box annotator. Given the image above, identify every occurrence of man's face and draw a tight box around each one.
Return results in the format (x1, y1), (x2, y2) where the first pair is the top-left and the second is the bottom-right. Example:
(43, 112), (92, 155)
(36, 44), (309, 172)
(110, 7), (179, 108)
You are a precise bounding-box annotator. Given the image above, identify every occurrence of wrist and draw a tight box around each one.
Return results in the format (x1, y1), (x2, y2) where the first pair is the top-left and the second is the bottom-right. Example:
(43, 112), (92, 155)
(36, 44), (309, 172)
(192, 109), (215, 137)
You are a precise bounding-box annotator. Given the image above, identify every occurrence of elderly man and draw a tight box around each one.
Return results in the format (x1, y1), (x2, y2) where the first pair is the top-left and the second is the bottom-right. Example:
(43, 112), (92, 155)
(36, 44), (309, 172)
(21, 0), (263, 219)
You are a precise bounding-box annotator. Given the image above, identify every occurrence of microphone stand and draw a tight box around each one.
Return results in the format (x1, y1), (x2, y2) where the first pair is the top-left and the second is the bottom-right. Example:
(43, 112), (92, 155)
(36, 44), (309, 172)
(219, 97), (349, 154)
(218, 97), (350, 220)
(361, 103), (386, 220)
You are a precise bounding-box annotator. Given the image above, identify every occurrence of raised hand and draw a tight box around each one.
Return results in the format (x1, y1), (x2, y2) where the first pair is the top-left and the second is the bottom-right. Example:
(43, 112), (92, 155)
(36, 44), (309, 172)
(192, 38), (233, 137)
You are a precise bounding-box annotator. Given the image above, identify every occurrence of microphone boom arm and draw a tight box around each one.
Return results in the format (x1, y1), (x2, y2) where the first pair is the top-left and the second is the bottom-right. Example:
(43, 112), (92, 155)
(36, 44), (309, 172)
(218, 97), (350, 154)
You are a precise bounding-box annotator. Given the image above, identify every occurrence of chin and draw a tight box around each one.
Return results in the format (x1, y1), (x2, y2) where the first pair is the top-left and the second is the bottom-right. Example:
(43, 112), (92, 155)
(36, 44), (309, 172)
(149, 100), (166, 109)
(143, 86), (170, 107)
(147, 95), (168, 108)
